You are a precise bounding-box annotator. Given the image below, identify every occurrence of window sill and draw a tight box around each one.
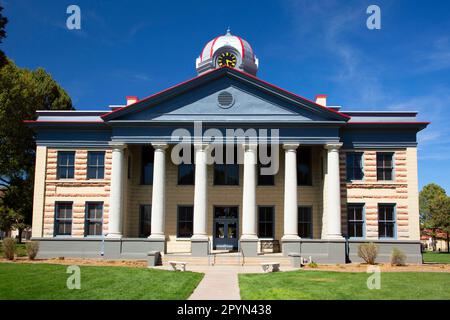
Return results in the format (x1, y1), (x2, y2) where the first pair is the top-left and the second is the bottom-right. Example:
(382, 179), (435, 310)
(259, 238), (275, 241)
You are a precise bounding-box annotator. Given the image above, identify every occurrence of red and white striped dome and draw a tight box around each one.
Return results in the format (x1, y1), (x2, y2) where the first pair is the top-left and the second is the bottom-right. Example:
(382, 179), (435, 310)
(196, 29), (259, 75)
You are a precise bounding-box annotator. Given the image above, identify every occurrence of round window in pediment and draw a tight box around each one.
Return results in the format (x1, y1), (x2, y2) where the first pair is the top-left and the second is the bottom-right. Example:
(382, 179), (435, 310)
(217, 91), (234, 109)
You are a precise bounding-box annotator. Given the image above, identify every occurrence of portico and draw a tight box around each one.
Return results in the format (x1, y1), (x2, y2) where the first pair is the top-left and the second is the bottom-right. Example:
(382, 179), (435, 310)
(104, 140), (345, 259)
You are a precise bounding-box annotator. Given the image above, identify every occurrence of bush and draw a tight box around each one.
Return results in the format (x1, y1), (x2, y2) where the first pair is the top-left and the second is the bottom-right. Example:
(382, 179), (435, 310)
(26, 241), (40, 260)
(2, 237), (16, 260)
(309, 262), (318, 268)
(358, 243), (378, 265)
(391, 247), (406, 266)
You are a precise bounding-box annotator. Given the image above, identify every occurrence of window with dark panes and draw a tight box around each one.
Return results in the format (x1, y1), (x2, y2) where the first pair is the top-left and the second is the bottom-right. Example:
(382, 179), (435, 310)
(214, 146), (239, 185)
(177, 206), (194, 238)
(347, 204), (364, 238)
(298, 206), (312, 238)
(54, 202), (73, 236)
(139, 205), (151, 237)
(258, 206), (274, 238)
(141, 146), (154, 185)
(87, 151), (105, 179)
(85, 202), (103, 236)
(57, 151), (75, 179)
(178, 145), (195, 185)
(346, 152), (364, 181)
(378, 204), (396, 238)
(297, 147), (312, 186)
(377, 152), (394, 181)
(258, 145), (275, 186)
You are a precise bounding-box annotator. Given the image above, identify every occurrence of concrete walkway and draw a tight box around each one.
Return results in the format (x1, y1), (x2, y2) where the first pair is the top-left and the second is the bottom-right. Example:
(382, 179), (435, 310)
(189, 266), (241, 300)
(153, 265), (299, 300)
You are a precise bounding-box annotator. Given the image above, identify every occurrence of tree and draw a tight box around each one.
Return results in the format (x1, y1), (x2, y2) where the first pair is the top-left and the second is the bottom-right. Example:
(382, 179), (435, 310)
(0, 60), (73, 242)
(419, 183), (450, 252)
(0, 5), (8, 67)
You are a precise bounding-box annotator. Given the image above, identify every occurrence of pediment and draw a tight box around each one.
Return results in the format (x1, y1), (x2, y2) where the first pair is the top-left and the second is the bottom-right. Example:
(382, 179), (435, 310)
(103, 67), (348, 123)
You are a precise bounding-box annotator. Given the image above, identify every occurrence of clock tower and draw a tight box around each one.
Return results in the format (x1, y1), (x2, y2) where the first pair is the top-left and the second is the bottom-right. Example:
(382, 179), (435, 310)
(196, 28), (259, 76)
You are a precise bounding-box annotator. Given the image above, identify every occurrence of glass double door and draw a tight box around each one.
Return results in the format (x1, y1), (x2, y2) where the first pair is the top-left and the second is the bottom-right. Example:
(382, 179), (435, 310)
(213, 206), (239, 250)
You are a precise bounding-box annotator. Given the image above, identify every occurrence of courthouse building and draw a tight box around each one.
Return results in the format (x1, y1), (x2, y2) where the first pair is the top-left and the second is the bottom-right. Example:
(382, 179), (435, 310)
(27, 30), (428, 263)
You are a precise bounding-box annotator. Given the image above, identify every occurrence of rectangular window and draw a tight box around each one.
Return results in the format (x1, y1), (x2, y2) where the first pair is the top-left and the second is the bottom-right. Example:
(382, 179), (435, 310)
(258, 206), (274, 238)
(54, 202), (72, 236)
(177, 206), (194, 238)
(141, 146), (154, 185)
(297, 147), (312, 186)
(298, 206), (312, 238)
(378, 204), (396, 238)
(377, 152), (394, 181)
(85, 202), (103, 236)
(214, 146), (239, 185)
(139, 205), (151, 238)
(57, 151), (75, 179)
(257, 145), (275, 186)
(346, 152), (364, 181)
(87, 151), (105, 179)
(178, 146), (195, 185)
(347, 204), (365, 238)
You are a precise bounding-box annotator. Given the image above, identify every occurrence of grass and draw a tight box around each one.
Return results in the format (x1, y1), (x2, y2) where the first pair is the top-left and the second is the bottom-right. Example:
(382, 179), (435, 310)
(239, 270), (450, 300)
(0, 263), (203, 300)
(423, 251), (450, 264)
(0, 242), (27, 258)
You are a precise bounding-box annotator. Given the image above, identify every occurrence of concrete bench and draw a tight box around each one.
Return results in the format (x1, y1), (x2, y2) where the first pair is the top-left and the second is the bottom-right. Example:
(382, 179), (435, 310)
(260, 262), (280, 272)
(168, 261), (187, 272)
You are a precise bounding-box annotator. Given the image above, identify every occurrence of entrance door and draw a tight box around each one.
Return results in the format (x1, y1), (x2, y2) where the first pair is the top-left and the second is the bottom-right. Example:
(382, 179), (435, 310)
(213, 206), (239, 250)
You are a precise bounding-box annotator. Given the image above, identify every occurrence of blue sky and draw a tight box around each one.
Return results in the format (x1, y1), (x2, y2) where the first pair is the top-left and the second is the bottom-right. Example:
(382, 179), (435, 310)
(2, 0), (450, 192)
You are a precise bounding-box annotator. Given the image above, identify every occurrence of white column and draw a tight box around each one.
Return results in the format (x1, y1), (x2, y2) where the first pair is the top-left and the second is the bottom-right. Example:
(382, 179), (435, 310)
(192, 143), (209, 240)
(282, 143), (300, 240)
(149, 143), (168, 240)
(325, 143), (343, 239)
(108, 143), (126, 238)
(241, 143), (258, 240)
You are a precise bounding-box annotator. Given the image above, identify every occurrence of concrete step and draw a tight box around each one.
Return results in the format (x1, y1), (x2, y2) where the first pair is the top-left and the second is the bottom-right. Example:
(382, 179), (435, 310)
(161, 254), (292, 267)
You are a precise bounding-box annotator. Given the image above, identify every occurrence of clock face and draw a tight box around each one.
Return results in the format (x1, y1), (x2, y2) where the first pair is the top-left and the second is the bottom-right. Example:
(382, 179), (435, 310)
(217, 52), (237, 68)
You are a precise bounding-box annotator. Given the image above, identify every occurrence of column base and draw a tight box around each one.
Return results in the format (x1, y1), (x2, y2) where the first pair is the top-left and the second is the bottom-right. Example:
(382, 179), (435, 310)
(147, 236), (166, 253)
(281, 238), (301, 256)
(239, 238), (258, 257)
(106, 233), (122, 239)
(191, 237), (209, 256)
(325, 234), (344, 240)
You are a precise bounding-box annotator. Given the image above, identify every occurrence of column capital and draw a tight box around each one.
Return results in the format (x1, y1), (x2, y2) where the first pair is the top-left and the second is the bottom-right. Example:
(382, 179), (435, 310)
(283, 143), (299, 151)
(194, 142), (210, 151)
(324, 142), (343, 151)
(151, 142), (169, 150)
(242, 142), (258, 152)
(109, 142), (126, 151)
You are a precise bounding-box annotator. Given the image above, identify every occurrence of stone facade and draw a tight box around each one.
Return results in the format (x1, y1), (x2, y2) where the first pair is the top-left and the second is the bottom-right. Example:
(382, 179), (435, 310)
(33, 145), (420, 255)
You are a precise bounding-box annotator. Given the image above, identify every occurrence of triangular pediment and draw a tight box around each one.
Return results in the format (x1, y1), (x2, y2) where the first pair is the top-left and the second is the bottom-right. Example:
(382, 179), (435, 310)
(102, 67), (349, 123)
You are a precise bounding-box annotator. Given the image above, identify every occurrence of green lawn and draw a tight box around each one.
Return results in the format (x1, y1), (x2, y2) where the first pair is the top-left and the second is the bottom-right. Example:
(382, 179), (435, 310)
(423, 251), (450, 264)
(239, 270), (450, 300)
(0, 242), (27, 258)
(0, 263), (203, 300)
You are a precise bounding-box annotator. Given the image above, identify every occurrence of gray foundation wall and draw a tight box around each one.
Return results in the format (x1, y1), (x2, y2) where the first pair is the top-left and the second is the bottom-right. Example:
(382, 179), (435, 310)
(33, 237), (164, 260)
(347, 240), (423, 264)
(33, 237), (423, 264)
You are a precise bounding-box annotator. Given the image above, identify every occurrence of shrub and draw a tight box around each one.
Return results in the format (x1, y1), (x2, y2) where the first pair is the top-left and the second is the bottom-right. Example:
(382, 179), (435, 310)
(26, 241), (40, 260)
(391, 247), (406, 266)
(2, 237), (16, 260)
(309, 262), (318, 268)
(357, 243), (378, 265)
